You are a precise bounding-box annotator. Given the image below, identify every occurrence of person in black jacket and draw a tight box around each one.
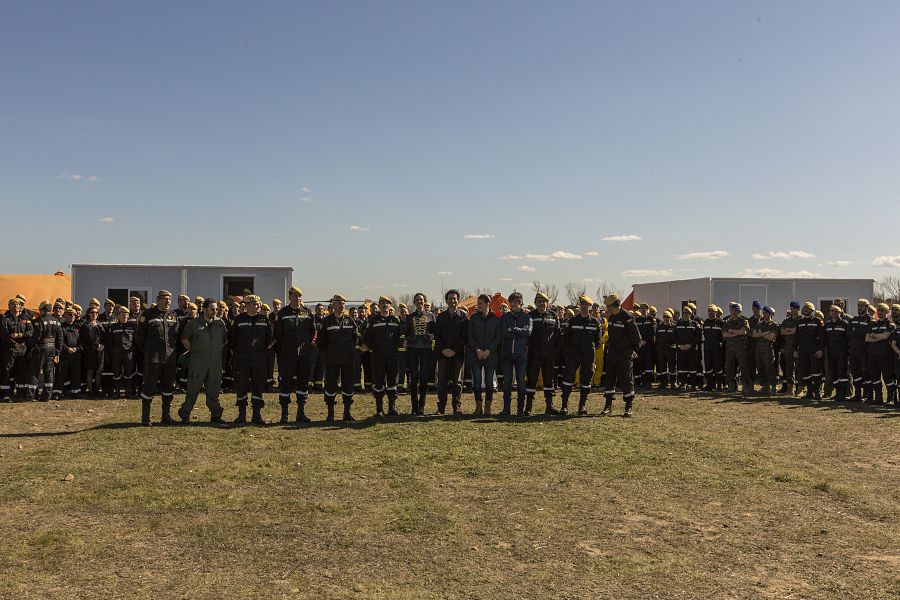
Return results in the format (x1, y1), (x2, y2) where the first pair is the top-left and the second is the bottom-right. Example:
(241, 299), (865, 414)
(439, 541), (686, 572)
(229, 295), (273, 425)
(364, 296), (403, 416)
(434, 289), (468, 415)
(404, 292), (435, 415)
(602, 294), (642, 417)
(702, 305), (725, 391)
(635, 304), (656, 388)
(674, 306), (701, 391)
(793, 302), (825, 400)
(468, 294), (500, 416)
(80, 304), (106, 400)
(30, 301), (64, 401)
(53, 307), (83, 399)
(318, 294), (359, 421)
(655, 310), (677, 389)
(135, 290), (180, 425)
(560, 295), (602, 416)
(273, 286), (316, 424)
(526, 292), (560, 415)
(1, 297), (34, 401)
(824, 305), (850, 401)
(865, 303), (895, 405)
(107, 306), (136, 399)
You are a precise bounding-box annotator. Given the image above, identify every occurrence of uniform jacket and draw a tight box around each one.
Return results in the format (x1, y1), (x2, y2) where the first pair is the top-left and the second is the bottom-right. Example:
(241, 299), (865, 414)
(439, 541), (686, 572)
(605, 310), (641, 354)
(228, 313), (273, 362)
(723, 315), (750, 344)
(702, 317), (725, 346)
(274, 304), (316, 355)
(182, 316), (228, 367)
(656, 321), (676, 349)
(527, 309), (560, 358)
(106, 321), (135, 352)
(60, 321), (82, 356)
(467, 310), (501, 367)
(847, 313), (871, 351)
(752, 319), (780, 346)
(79, 321), (106, 353)
(674, 318), (701, 347)
(500, 310), (532, 357)
(404, 310), (435, 350)
(563, 314), (602, 357)
(32, 312), (63, 354)
(135, 306), (180, 364)
(1, 311), (33, 355)
(865, 318), (895, 355)
(794, 316), (825, 353)
(364, 313), (403, 357)
(635, 316), (656, 345)
(318, 312), (358, 364)
(434, 308), (469, 356)
(823, 318), (849, 353)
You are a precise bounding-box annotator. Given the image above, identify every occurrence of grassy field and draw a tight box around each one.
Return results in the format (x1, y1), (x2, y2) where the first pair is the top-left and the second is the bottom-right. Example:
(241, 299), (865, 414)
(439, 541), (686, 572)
(0, 389), (897, 599)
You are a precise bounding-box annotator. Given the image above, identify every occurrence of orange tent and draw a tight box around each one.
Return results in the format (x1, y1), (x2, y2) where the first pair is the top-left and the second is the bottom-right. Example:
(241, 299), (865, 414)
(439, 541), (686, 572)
(0, 273), (71, 310)
(459, 292), (509, 316)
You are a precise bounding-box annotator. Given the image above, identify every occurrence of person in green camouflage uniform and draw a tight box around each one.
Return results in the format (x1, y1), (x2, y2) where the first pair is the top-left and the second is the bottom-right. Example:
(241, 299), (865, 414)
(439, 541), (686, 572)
(722, 302), (751, 394)
(751, 306), (780, 395)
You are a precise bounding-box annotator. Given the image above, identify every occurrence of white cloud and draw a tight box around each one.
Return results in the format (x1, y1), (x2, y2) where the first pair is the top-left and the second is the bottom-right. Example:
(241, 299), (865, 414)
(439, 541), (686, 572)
(300, 197), (314, 203)
(674, 250), (730, 260)
(500, 250), (582, 261)
(349, 225), (370, 232)
(621, 269), (673, 278)
(437, 271), (453, 276)
(392, 283), (408, 288)
(873, 256), (900, 268)
(752, 250), (815, 260)
(581, 278), (595, 282)
(517, 265), (537, 272)
(585, 251), (600, 256)
(499, 277), (513, 282)
(464, 234), (495, 239)
(824, 260), (852, 268)
(361, 285), (388, 291)
(97, 217), (114, 223)
(602, 234), (642, 242)
(301, 187), (310, 193)
(57, 173), (99, 182)
(734, 268), (822, 278)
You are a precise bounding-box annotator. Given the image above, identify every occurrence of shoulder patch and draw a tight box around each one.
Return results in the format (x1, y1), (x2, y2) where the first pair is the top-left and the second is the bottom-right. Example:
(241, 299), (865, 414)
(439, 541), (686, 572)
(139, 316), (145, 323)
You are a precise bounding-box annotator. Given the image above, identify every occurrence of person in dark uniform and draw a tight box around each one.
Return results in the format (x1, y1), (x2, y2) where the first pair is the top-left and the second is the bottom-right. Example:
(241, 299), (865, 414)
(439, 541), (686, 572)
(634, 303), (656, 388)
(846, 299), (871, 402)
(310, 303), (327, 392)
(365, 296), (403, 417)
(434, 289), (468, 415)
(79, 304), (106, 400)
(29, 301), (63, 401)
(135, 290), (180, 425)
(404, 292), (435, 415)
(318, 294), (359, 421)
(560, 295), (602, 415)
(723, 302), (751, 395)
(701, 305), (725, 391)
(778, 301), (801, 395)
(128, 296), (145, 396)
(1, 297), (34, 401)
(674, 306), (701, 391)
(499, 292), (532, 416)
(525, 291), (561, 415)
(229, 295), (273, 425)
(173, 294), (192, 391)
(793, 302), (825, 400)
(890, 311), (900, 407)
(865, 303), (895, 405)
(468, 294), (501, 416)
(823, 305), (850, 401)
(274, 286), (316, 424)
(106, 306), (135, 399)
(746, 301), (762, 388)
(751, 306), (780, 395)
(601, 294), (642, 417)
(265, 301), (279, 392)
(655, 309), (677, 389)
(53, 307), (82, 399)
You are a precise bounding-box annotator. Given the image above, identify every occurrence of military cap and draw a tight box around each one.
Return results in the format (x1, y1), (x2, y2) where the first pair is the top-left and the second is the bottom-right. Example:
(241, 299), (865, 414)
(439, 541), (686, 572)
(803, 301), (815, 311)
(105, 298), (116, 306)
(686, 302), (697, 311)
(663, 309), (673, 318)
(649, 306), (657, 314)
(857, 298), (870, 306)
(708, 303), (717, 311)
(682, 305), (694, 315)
(891, 304), (900, 311)
(534, 291), (549, 302)
(752, 300), (761, 309)
(876, 302), (889, 311)
(814, 310), (824, 319)
(261, 303), (271, 312)
(715, 306), (724, 315)
(565, 308), (575, 317)
(89, 297), (101, 306)
(177, 294), (190, 301)
(73, 304), (83, 311)
(331, 293), (347, 302)
(243, 294), (261, 303)
(763, 305), (775, 315)
(378, 295), (393, 305)
(157, 290), (172, 299)
(15, 294), (26, 304)
(117, 306), (130, 314)
(195, 296), (204, 304)
(729, 302), (742, 311)
(38, 300), (49, 310)
(288, 286), (303, 296)
(638, 302), (649, 310)
(130, 296), (143, 303)
(602, 294), (618, 307)
(398, 303), (408, 310)
(790, 300), (801, 309)
(64, 307), (76, 315)
(578, 294), (594, 305)
(53, 302), (65, 310)
(829, 305), (843, 313)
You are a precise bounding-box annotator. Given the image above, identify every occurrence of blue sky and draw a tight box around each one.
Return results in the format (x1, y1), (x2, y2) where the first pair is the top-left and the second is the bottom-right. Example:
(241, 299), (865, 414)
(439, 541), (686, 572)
(2, 1), (899, 300)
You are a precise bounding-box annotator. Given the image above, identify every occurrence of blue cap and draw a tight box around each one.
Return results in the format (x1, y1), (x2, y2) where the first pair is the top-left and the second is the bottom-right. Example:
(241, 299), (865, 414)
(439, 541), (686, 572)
(789, 300), (801, 309)
(763, 305), (775, 315)
(730, 302), (742, 312)
(752, 300), (761, 309)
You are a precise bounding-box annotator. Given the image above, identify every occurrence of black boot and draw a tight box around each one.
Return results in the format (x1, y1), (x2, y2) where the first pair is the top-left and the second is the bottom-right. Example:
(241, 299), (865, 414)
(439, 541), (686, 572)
(233, 405), (248, 424)
(577, 392), (588, 416)
(600, 396), (613, 416)
(326, 403), (335, 422)
(524, 395), (533, 417)
(624, 399), (634, 417)
(342, 400), (355, 422)
(251, 406), (266, 426)
(375, 395), (384, 417)
(516, 397), (525, 416)
(160, 397), (177, 425)
(544, 395), (559, 415)
(500, 396), (512, 416)
(279, 402), (289, 424)
(387, 395), (398, 416)
(296, 400), (311, 423)
(140, 397), (152, 426)
(851, 381), (862, 402)
(560, 389), (570, 415)
(864, 384), (873, 404)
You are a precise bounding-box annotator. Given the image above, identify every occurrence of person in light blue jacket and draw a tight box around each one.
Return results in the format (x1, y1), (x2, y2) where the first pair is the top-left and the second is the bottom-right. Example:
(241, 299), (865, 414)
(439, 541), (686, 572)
(499, 292), (532, 416)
